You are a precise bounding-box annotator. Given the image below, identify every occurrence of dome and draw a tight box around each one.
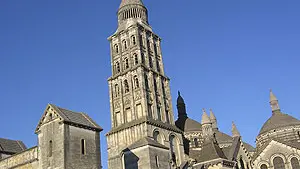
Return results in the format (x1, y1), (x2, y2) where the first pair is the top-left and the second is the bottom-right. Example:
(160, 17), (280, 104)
(119, 0), (144, 9)
(175, 118), (202, 132)
(259, 111), (300, 135)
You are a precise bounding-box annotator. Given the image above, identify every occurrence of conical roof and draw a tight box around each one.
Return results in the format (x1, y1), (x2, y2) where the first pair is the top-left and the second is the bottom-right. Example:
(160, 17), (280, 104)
(270, 89), (278, 102)
(209, 109), (216, 120)
(177, 91), (185, 105)
(119, 0), (144, 9)
(231, 122), (240, 137)
(201, 109), (211, 124)
(259, 111), (300, 135)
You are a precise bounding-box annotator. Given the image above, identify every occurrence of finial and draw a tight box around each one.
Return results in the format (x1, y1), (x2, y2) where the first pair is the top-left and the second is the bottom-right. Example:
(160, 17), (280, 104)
(231, 121), (240, 137)
(269, 89), (280, 113)
(209, 109), (216, 120)
(178, 91), (181, 96)
(201, 108), (211, 124)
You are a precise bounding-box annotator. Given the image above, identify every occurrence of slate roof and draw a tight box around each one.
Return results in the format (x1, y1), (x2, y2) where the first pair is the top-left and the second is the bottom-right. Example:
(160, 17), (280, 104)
(123, 137), (168, 152)
(259, 111), (300, 135)
(36, 104), (103, 133)
(0, 138), (27, 154)
(119, 0), (144, 9)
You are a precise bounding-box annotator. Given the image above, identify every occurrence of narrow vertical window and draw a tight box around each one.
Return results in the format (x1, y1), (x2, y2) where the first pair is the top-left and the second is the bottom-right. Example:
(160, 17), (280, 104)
(155, 155), (160, 167)
(116, 62), (120, 73)
(240, 158), (245, 169)
(81, 139), (85, 155)
(194, 138), (199, 147)
(114, 44), (119, 53)
(48, 140), (53, 157)
(134, 76), (139, 89)
(131, 35), (136, 45)
(125, 58), (129, 69)
(149, 56), (153, 68)
(124, 80), (129, 93)
(123, 40), (127, 49)
(115, 84), (119, 97)
(134, 54), (139, 65)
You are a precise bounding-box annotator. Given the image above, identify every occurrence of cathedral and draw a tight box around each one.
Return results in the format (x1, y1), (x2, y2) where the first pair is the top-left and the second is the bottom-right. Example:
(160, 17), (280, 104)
(1, 0), (300, 169)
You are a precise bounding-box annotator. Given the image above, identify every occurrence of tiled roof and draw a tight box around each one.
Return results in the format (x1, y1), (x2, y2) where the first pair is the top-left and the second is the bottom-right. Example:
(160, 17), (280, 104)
(123, 137), (168, 152)
(36, 104), (103, 133)
(0, 138), (27, 154)
(175, 117), (202, 132)
(259, 111), (300, 135)
(51, 104), (103, 132)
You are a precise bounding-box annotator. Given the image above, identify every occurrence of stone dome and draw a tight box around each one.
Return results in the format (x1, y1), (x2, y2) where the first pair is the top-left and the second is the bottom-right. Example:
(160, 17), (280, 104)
(258, 111), (300, 135)
(175, 117), (202, 132)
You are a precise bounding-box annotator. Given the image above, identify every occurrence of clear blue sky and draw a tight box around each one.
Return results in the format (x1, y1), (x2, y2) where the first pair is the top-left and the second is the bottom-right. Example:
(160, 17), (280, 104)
(1, 0), (300, 168)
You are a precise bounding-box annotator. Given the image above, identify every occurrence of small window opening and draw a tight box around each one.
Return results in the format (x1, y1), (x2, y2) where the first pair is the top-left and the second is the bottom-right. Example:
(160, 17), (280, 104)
(155, 155), (160, 167)
(149, 57), (153, 68)
(48, 140), (53, 157)
(132, 35), (136, 45)
(49, 113), (53, 120)
(81, 139), (86, 155)
(115, 84), (120, 97)
(194, 138), (199, 147)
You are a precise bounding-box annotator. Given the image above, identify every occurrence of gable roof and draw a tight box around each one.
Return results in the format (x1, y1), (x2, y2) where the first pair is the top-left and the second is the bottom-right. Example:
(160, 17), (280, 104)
(35, 104), (103, 133)
(0, 138), (27, 154)
(123, 137), (168, 152)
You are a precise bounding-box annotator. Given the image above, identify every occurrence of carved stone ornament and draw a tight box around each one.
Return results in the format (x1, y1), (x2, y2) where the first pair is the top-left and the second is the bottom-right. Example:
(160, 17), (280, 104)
(135, 91), (141, 100)
(114, 101), (121, 109)
(125, 98), (131, 105)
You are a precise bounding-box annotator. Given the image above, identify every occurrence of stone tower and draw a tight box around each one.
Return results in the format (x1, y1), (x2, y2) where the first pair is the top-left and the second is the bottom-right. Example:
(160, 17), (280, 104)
(106, 0), (185, 168)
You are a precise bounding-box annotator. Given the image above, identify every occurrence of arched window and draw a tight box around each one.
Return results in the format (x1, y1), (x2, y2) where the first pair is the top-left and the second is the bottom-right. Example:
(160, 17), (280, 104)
(260, 164), (268, 169)
(115, 84), (119, 97)
(273, 156), (285, 169)
(81, 139), (86, 155)
(169, 135), (180, 165)
(153, 131), (163, 144)
(48, 140), (53, 157)
(240, 158), (245, 169)
(116, 62), (120, 73)
(144, 74), (149, 89)
(122, 40), (127, 49)
(124, 80), (129, 93)
(134, 53), (138, 65)
(194, 138), (199, 147)
(156, 60), (160, 72)
(114, 44), (119, 53)
(141, 53), (145, 63)
(124, 58), (129, 69)
(131, 35), (136, 45)
(134, 76), (139, 89)
(291, 157), (300, 169)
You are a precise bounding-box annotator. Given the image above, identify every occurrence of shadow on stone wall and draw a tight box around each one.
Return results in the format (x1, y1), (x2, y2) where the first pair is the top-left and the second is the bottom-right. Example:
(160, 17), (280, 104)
(123, 149), (139, 169)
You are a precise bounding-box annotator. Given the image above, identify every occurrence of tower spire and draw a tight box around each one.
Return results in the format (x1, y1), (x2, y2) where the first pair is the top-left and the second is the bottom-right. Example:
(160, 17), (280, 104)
(210, 109), (218, 130)
(177, 91), (187, 118)
(270, 89), (280, 113)
(231, 121), (240, 137)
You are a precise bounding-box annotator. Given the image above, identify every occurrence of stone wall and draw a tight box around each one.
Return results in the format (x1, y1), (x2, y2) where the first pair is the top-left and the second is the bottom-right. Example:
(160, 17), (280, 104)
(0, 147), (38, 169)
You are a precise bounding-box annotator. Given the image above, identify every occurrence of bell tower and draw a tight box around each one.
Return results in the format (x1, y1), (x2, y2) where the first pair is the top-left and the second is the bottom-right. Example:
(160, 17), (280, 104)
(106, 0), (185, 168)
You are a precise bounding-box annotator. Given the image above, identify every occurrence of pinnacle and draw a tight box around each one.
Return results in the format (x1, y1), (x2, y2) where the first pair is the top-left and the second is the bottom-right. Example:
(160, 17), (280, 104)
(201, 109), (211, 124)
(231, 121), (240, 137)
(269, 89), (278, 102)
(209, 109), (216, 120)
